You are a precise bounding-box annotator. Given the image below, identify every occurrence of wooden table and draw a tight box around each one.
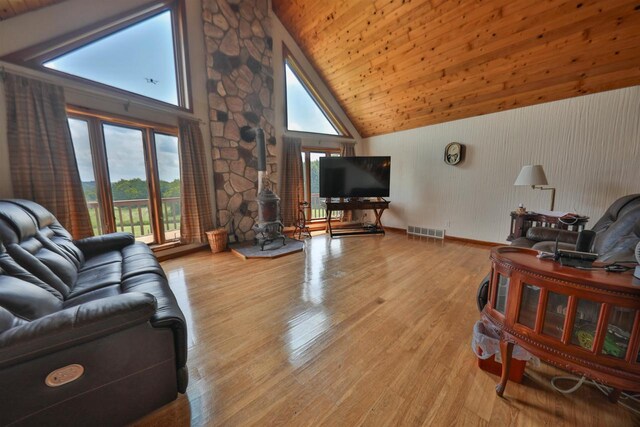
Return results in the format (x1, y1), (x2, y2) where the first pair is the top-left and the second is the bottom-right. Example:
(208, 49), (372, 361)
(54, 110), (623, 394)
(324, 199), (389, 238)
(483, 246), (640, 400)
(508, 211), (589, 241)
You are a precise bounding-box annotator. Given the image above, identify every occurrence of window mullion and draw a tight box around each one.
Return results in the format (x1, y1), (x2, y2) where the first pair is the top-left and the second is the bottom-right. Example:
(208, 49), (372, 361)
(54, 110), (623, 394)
(304, 151), (312, 220)
(145, 129), (165, 245)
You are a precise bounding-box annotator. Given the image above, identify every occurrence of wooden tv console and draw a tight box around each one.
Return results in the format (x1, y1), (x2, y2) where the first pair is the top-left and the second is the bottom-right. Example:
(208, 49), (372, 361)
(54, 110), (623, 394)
(324, 199), (389, 238)
(482, 246), (640, 400)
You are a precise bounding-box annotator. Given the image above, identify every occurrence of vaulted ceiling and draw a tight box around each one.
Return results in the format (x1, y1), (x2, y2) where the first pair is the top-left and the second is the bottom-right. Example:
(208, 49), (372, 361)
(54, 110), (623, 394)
(272, 0), (640, 138)
(0, 0), (64, 20)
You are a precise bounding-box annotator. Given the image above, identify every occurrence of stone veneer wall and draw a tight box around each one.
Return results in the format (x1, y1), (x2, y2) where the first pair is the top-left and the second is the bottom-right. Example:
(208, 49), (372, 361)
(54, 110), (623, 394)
(202, 0), (276, 242)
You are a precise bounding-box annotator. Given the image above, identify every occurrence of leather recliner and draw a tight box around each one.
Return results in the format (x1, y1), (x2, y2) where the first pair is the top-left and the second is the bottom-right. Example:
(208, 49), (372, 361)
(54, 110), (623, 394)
(477, 194), (640, 311)
(511, 193), (640, 261)
(0, 199), (188, 426)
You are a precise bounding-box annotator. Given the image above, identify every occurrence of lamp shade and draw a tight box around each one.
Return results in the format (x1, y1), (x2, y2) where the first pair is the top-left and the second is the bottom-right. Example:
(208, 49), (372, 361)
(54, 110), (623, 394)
(514, 165), (548, 186)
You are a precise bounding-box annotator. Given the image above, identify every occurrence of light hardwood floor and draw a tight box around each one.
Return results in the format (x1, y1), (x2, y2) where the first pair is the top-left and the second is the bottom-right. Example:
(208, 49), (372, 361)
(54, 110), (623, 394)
(135, 232), (639, 426)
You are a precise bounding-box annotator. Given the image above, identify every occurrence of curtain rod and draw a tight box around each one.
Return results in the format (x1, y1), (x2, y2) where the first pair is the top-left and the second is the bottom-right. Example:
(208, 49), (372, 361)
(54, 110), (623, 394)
(0, 62), (204, 124)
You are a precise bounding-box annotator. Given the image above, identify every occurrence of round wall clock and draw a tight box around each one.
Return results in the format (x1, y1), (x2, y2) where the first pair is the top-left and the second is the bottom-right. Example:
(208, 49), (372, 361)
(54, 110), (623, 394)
(444, 142), (465, 165)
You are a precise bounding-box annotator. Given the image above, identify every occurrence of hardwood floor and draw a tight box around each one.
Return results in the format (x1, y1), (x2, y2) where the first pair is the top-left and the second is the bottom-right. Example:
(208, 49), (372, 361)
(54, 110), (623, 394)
(134, 232), (639, 426)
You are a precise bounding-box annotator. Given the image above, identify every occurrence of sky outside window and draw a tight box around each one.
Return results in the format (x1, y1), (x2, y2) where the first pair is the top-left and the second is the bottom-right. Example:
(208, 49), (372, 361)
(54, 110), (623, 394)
(45, 10), (178, 105)
(285, 62), (339, 135)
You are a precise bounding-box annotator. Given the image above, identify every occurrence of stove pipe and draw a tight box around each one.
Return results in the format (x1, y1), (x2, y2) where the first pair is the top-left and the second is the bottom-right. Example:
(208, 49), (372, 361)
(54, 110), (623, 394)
(256, 128), (267, 194)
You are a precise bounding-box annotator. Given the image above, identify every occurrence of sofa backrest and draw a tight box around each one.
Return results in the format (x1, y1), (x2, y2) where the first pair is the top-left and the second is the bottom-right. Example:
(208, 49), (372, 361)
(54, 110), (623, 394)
(591, 194), (640, 233)
(6, 199), (85, 267)
(593, 205), (640, 261)
(0, 202), (79, 298)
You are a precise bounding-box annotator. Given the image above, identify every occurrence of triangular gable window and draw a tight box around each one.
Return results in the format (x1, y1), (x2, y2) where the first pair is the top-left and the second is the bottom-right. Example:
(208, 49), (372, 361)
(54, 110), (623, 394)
(44, 10), (179, 106)
(4, 2), (189, 109)
(284, 51), (349, 137)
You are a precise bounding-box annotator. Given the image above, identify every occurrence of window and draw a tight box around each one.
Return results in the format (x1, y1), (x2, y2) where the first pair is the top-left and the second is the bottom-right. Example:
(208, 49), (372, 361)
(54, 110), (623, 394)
(284, 48), (350, 137)
(8, 1), (190, 109)
(301, 148), (341, 220)
(68, 108), (181, 245)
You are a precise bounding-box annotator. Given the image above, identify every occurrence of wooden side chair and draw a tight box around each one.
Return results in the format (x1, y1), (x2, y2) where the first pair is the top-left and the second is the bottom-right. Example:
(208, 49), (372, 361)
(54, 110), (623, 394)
(293, 201), (311, 240)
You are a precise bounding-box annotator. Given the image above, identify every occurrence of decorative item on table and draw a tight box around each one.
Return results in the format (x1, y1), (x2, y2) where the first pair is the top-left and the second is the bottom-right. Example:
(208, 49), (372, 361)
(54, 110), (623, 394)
(515, 203), (527, 215)
(514, 164), (556, 210)
(573, 325), (626, 358)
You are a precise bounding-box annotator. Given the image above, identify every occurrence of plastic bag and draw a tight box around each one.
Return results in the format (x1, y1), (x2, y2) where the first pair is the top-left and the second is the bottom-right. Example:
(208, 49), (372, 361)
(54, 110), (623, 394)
(471, 320), (540, 366)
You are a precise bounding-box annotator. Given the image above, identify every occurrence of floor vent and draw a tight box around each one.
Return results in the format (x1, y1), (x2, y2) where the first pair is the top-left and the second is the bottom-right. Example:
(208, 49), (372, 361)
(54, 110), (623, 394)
(407, 225), (445, 239)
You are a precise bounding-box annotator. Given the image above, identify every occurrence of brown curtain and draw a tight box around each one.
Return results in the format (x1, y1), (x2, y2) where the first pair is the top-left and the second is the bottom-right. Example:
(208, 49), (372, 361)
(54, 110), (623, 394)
(281, 136), (304, 227)
(340, 142), (356, 221)
(341, 142), (355, 157)
(4, 73), (93, 239)
(178, 118), (214, 244)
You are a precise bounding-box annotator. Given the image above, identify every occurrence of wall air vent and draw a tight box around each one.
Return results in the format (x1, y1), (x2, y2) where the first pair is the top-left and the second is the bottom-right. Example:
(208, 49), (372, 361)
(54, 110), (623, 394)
(407, 225), (446, 239)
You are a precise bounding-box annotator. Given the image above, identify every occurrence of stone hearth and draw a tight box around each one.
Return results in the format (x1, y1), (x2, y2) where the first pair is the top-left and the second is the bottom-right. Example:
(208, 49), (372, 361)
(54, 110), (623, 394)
(203, 0), (277, 242)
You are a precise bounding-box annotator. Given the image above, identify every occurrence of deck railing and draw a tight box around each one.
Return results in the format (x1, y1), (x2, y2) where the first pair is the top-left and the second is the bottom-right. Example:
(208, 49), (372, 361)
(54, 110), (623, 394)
(86, 197), (181, 239)
(310, 193), (342, 220)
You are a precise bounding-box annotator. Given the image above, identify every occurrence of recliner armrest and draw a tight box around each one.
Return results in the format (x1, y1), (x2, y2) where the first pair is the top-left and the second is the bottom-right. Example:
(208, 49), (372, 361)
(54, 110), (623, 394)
(0, 292), (156, 368)
(74, 232), (135, 256)
(525, 227), (579, 244)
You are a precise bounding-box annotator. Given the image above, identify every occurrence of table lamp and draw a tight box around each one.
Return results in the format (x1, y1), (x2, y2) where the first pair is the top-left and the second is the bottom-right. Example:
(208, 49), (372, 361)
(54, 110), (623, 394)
(514, 165), (556, 211)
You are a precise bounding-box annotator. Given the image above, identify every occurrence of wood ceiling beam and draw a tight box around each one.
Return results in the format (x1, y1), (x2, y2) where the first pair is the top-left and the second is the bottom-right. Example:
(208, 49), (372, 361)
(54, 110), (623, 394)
(0, 0), (64, 20)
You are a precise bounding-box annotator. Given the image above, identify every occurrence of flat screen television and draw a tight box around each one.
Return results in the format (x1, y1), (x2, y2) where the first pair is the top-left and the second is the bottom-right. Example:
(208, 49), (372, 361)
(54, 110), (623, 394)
(319, 156), (391, 198)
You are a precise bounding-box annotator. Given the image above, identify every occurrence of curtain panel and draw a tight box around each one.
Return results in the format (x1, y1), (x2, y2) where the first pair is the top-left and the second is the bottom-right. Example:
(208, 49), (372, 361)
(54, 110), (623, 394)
(340, 142), (355, 157)
(178, 118), (214, 244)
(281, 136), (304, 227)
(4, 73), (93, 239)
(340, 142), (356, 221)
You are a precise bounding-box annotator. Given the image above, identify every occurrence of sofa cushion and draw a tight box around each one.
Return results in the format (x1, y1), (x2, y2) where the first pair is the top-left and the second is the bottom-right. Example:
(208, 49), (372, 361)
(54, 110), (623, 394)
(63, 285), (122, 309)
(71, 263), (123, 298)
(0, 274), (62, 320)
(83, 251), (123, 270)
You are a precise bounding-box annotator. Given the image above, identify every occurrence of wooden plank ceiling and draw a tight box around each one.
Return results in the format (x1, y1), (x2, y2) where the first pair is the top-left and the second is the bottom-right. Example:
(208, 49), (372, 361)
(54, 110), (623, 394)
(272, 0), (640, 137)
(0, 0), (65, 20)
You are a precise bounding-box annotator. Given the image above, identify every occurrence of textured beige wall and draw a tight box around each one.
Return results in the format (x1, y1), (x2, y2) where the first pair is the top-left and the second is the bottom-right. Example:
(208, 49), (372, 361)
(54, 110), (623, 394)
(362, 86), (640, 243)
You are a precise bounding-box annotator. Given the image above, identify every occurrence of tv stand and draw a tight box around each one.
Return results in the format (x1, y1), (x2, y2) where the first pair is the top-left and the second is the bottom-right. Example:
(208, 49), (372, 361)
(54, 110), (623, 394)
(324, 199), (390, 238)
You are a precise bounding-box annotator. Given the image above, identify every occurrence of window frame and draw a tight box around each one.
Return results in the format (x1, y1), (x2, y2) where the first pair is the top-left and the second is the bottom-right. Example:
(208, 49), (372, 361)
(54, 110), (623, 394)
(283, 44), (351, 138)
(67, 105), (181, 247)
(301, 146), (341, 222)
(3, 0), (192, 111)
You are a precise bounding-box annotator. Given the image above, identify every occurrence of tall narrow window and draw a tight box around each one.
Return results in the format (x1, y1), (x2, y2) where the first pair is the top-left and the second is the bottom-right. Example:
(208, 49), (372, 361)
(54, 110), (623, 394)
(103, 124), (154, 242)
(284, 49), (350, 137)
(69, 118), (103, 235)
(68, 110), (181, 245)
(155, 133), (181, 242)
(301, 148), (342, 220)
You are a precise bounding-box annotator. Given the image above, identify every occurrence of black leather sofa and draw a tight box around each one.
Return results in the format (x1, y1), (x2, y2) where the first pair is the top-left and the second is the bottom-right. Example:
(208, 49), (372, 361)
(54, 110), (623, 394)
(0, 199), (188, 426)
(477, 194), (640, 311)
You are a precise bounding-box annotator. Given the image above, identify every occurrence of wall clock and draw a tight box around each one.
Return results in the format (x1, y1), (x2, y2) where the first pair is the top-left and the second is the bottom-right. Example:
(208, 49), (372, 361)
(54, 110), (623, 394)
(444, 142), (465, 165)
